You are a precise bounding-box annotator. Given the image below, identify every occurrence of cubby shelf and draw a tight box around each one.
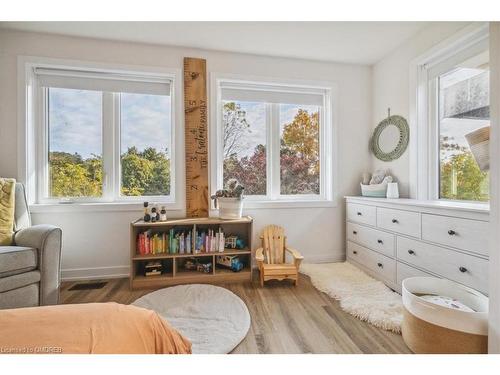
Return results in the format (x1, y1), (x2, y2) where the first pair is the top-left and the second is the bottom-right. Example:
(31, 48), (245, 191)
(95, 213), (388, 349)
(129, 216), (253, 289)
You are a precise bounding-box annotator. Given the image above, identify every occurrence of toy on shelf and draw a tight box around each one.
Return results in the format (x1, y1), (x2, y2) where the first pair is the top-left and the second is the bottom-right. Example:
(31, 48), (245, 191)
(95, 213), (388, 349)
(144, 261), (162, 277)
(184, 258), (212, 273)
(216, 255), (244, 272)
(224, 235), (246, 249)
(143, 202), (151, 222)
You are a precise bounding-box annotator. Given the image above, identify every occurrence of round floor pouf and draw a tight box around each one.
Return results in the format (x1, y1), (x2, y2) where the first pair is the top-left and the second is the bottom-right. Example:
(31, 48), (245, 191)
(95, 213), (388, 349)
(402, 277), (488, 354)
(132, 284), (251, 354)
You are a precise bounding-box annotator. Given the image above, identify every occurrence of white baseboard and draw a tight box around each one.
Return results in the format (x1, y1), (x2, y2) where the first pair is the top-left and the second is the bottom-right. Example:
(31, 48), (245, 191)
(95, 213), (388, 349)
(303, 252), (345, 264)
(61, 265), (130, 281)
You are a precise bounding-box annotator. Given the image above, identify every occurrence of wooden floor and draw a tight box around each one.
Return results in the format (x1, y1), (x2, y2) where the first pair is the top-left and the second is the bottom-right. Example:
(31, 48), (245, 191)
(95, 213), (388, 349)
(60, 274), (410, 354)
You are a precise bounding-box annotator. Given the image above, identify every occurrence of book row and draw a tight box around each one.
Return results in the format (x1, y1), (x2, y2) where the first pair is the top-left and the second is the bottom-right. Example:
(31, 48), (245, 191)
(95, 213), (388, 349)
(136, 225), (245, 255)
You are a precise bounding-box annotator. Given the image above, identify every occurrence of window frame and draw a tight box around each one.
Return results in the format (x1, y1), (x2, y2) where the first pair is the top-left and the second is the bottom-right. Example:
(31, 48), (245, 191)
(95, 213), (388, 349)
(409, 23), (490, 206)
(210, 73), (337, 209)
(19, 57), (184, 211)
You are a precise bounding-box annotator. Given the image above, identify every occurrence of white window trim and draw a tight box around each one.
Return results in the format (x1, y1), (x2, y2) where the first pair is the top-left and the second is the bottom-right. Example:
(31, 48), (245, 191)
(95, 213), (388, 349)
(17, 56), (184, 212)
(409, 23), (490, 205)
(209, 72), (337, 209)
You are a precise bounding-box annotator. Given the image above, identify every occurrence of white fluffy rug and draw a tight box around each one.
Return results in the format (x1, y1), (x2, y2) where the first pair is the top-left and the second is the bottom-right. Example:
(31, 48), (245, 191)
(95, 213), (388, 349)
(300, 262), (403, 333)
(133, 284), (251, 354)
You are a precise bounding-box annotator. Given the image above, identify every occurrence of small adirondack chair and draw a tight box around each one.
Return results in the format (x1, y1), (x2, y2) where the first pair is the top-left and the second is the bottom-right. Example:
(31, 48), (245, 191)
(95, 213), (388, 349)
(255, 225), (304, 287)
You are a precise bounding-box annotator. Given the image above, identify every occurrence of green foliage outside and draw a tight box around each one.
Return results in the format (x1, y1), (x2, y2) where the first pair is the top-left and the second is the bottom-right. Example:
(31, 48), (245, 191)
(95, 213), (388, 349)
(49, 147), (170, 198)
(223, 102), (320, 196)
(440, 150), (489, 202)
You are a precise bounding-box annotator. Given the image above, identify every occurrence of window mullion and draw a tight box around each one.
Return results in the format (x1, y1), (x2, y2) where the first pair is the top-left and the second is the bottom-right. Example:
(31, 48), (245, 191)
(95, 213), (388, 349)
(102, 92), (115, 201)
(270, 103), (281, 200)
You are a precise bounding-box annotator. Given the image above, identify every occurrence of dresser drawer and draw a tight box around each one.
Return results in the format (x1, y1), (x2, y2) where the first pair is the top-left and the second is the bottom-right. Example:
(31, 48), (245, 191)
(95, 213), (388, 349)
(396, 262), (434, 293)
(347, 241), (396, 283)
(347, 222), (395, 257)
(377, 207), (421, 238)
(397, 236), (488, 293)
(347, 203), (376, 226)
(421, 214), (488, 256)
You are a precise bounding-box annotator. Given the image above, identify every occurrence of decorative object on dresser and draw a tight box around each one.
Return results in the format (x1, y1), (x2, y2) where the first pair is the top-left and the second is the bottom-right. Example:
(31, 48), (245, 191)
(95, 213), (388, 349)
(345, 196), (489, 295)
(360, 169), (394, 197)
(386, 182), (399, 199)
(130, 216), (253, 289)
(370, 108), (410, 162)
(255, 225), (304, 287)
(132, 284), (251, 354)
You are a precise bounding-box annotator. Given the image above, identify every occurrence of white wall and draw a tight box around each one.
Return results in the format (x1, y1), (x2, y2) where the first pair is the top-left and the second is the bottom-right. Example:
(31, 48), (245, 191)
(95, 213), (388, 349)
(488, 21), (500, 354)
(0, 30), (372, 279)
(371, 22), (470, 197)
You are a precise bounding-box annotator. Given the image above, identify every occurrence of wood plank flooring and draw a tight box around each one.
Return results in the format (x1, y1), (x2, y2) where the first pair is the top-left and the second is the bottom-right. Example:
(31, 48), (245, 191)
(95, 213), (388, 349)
(60, 273), (410, 354)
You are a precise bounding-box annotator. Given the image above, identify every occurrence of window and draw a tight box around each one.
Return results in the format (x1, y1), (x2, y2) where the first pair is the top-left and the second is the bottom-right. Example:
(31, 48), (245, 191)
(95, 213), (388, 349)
(427, 35), (489, 202)
(213, 77), (334, 206)
(411, 24), (490, 204)
(31, 65), (177, 204)
(437, 61), (490, 202)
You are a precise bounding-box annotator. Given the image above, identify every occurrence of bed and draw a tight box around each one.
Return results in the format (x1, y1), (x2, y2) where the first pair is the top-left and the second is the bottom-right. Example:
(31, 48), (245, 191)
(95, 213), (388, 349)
(0, 302), (191, 354)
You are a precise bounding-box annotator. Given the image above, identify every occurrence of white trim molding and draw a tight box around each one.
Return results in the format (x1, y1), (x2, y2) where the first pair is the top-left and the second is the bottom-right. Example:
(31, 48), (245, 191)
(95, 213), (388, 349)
(61, 265), (130, 281)
(409, 22), (489, 201)
(209, 72), (338, 209)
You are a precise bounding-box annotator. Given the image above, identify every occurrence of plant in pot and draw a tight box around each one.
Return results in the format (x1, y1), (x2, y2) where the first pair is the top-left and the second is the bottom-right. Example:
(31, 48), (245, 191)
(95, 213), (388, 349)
(211, 179), (245, 219)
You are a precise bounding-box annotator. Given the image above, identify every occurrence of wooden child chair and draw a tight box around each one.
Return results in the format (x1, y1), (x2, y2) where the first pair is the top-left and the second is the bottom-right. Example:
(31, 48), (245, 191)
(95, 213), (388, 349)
(255, 225), (304, 287)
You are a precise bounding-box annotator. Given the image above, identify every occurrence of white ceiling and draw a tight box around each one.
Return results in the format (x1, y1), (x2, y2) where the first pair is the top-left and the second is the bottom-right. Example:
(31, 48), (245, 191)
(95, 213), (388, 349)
(0, 21), (431, 65)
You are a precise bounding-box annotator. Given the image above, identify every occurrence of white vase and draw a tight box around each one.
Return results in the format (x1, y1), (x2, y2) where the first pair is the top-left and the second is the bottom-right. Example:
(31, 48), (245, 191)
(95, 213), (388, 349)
(386, 182), (399, 199)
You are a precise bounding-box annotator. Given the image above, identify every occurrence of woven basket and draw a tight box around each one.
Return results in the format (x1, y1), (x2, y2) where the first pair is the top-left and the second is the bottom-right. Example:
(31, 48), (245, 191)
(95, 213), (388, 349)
(360, 182), (387, 197)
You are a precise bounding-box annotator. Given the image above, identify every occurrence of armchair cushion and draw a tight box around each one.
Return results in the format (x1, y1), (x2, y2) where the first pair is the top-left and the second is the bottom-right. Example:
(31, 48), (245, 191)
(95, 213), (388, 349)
(0, 271), (40, 293)
(0, 246), (37, 277)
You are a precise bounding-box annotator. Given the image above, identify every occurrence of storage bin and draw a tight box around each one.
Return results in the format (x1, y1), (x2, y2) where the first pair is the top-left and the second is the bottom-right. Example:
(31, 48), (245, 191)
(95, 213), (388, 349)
(217, 197), (243, 220)
(402, 277), (488, 354)
(360, 182), (387, 197)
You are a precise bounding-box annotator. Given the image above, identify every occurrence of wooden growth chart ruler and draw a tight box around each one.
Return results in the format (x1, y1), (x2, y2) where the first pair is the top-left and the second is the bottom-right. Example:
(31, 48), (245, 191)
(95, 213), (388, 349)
(183, 57), (209, 217)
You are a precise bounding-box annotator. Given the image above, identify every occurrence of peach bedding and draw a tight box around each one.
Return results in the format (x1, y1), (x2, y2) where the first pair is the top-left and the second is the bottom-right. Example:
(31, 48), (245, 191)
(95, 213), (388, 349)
(0, 302), (191, 354)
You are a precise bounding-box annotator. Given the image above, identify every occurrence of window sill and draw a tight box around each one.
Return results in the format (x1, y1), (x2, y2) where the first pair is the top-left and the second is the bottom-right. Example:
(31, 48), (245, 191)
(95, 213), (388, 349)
(29, 201), (184, 214)
(219, 199), (337, 210)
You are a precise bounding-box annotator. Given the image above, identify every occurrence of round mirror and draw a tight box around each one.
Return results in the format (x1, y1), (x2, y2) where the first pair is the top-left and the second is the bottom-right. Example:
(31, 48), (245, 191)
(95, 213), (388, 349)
(378, 124), (401, 153)
(371, 114), (409, 161)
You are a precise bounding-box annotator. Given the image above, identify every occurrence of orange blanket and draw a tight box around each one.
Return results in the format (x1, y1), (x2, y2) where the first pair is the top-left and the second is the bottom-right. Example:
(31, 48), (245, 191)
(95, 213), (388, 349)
(0, 302), (191, 354)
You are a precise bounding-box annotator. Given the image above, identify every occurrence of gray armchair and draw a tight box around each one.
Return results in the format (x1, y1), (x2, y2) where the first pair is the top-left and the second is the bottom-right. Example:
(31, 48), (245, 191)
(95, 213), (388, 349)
(0, 183), (62, 309)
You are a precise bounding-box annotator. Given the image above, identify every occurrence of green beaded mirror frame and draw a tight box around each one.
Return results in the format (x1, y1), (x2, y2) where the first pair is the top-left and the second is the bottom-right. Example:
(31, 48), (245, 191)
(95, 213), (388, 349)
(371, 112), (409, 162)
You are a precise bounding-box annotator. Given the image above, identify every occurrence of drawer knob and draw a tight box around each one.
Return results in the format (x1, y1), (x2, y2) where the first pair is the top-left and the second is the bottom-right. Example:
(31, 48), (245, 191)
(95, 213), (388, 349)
(448, 230), (456, 236)
(357, 212), (362, 216)
(353, 250), (358, 255)
(353, 231), (357, 235)
(392, 219), (398, 223)
(377, 239), (383, 244)
(459, 266), (468, 273)
(408, 249), (415, 255)
(377, 262), (383, 268)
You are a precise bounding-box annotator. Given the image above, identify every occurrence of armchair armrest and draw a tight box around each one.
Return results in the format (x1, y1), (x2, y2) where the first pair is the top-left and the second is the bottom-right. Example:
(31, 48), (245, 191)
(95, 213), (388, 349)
(285, 246), (303, 269)
(14, 224), (62, 305)
(285, 246), (303, 260)
(255, 247), (265, 262)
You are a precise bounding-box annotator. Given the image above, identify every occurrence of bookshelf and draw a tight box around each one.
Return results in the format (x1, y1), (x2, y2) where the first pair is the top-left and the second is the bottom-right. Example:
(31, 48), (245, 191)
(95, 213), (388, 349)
(130, 216), (253, 289)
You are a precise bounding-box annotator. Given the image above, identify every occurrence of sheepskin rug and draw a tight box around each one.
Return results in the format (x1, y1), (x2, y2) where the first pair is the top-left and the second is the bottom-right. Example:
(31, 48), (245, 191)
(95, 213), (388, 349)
(300, 262), (403, 333)
(133, 284), (251, 354)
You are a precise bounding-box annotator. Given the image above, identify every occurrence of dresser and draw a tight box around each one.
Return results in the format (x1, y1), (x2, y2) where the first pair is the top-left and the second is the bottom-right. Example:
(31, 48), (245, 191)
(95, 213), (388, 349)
(345, 197), (489, 294)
